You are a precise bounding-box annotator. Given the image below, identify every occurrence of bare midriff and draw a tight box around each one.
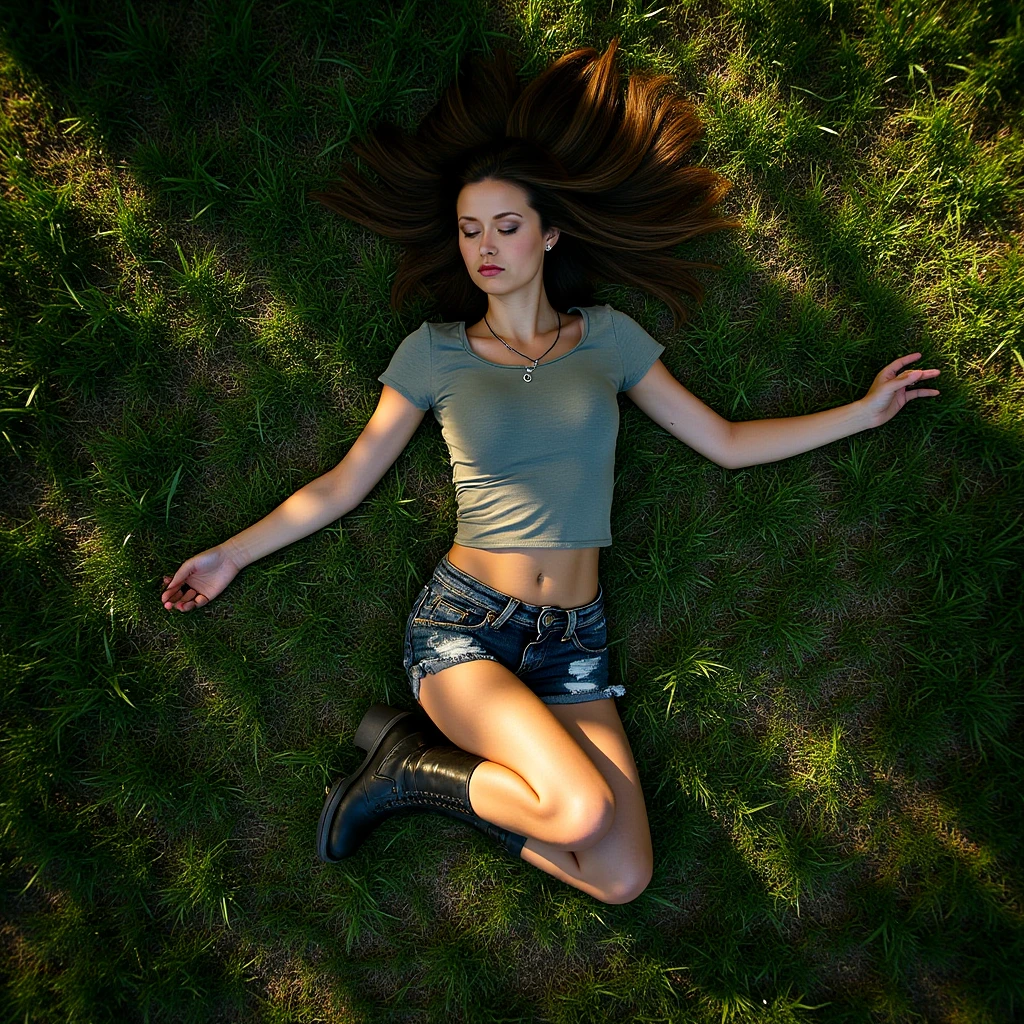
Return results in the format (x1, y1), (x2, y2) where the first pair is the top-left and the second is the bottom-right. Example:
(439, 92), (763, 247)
(446, 543), (600, 610)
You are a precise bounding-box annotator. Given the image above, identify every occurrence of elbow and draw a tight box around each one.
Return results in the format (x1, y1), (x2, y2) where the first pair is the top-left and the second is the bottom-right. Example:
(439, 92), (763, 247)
(715, 423), (739, 469)
(717, 447), (763, 470)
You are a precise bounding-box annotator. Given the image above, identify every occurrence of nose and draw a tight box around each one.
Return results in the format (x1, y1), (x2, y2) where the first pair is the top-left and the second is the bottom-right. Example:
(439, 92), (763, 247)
(478, 232), (496, 256)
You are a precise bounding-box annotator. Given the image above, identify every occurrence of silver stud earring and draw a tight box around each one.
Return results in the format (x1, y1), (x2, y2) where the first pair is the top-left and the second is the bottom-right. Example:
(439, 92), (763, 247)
(545, 244), (551, 251)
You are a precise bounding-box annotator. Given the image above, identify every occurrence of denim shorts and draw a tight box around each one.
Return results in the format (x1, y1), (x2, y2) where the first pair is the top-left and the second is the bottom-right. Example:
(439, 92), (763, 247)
(403, 555), (625, 706)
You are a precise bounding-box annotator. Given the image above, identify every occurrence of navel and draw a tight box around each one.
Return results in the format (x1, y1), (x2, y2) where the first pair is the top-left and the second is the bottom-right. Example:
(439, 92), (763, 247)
(536, 572), (544, 584)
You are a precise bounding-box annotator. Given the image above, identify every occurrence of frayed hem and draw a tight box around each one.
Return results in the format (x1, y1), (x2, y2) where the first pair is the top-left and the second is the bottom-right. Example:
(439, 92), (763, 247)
(539, 685), (626, 705)
(407, 654), (501, 701)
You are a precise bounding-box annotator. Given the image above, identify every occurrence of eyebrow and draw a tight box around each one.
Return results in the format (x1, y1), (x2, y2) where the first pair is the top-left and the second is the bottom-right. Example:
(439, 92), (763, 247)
(458, 211), (524, 221)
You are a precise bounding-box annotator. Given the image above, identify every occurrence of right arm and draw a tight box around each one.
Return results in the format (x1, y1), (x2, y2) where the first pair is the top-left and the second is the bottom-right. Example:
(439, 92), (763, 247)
(161, 385), (427, 611)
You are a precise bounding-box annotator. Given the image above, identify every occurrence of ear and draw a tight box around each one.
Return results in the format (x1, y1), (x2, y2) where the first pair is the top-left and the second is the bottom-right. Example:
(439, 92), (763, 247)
(544, 227), (560, 251)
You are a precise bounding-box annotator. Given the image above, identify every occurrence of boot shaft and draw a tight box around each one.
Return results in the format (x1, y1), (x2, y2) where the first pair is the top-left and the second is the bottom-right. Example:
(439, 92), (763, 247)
(319, 703), (527, 861)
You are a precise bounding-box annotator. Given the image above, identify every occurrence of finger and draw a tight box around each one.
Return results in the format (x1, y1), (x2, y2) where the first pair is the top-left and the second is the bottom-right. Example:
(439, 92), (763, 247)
(166, 563), (194, 592)
(884, 372), (915, 391)
(882, 353), (922, 378)
(194, 594), (209, 607)
(894, 367), (932, 387)
(906, 389), (940, 398)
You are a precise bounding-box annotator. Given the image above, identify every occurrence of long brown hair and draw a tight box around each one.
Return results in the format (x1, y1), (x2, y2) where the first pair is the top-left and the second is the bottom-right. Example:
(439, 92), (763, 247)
(310, 39), (734, 326)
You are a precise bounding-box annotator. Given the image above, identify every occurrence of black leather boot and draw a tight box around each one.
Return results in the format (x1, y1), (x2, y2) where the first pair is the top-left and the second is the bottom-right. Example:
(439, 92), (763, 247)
(317, 703), (528, 862)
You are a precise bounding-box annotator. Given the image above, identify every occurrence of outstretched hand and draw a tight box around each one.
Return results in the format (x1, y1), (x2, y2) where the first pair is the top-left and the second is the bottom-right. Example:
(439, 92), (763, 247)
(161, 547), (241, 612)
(860, 353), (941, 428)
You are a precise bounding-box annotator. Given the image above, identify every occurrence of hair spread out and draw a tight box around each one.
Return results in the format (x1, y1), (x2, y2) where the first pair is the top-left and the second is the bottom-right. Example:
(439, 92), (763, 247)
(309, 38), (735, 326)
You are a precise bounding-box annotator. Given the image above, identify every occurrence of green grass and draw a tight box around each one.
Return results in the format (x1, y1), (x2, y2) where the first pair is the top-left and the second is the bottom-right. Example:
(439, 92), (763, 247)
(1, 0), (1022, 1020)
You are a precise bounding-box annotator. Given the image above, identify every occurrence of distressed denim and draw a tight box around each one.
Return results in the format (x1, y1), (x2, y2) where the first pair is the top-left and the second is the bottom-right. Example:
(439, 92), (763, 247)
(403, 555), (624, 706)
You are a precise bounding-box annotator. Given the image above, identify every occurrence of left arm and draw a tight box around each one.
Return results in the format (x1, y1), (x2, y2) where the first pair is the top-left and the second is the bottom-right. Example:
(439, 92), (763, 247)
(625, 354), (940, 470)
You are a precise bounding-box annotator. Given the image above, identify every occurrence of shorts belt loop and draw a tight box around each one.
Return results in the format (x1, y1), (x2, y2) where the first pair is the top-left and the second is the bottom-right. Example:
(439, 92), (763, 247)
(491, 597), (519, 630)
(562, 609), (576, 642)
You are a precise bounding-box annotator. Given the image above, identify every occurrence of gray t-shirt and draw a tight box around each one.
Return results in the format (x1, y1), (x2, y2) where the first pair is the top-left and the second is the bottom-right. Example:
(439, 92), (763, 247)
(378, 304), (665, 549)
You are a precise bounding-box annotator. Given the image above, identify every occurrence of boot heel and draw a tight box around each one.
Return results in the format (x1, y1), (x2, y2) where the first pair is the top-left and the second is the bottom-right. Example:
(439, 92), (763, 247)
(354, 703), (410, 753)
(318, 704), (417, 863)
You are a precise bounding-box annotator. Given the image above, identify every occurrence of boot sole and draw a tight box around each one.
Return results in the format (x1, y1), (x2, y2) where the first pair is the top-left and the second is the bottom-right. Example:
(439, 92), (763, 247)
(316, 704), (418, 863)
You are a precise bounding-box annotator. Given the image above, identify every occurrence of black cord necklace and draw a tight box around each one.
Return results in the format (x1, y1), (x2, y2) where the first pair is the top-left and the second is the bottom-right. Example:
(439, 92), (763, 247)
(483, 312), (562, 382)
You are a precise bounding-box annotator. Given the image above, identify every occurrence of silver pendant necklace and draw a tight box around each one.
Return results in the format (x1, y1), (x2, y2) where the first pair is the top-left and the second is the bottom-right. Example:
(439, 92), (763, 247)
(484, 312), (561, 382)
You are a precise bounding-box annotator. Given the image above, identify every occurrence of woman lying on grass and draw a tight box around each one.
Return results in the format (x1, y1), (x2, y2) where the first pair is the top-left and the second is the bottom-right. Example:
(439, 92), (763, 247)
(161, 41), (939, 905)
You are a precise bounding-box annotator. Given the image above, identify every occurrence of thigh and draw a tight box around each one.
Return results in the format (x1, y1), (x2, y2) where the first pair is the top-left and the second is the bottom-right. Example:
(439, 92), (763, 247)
(417, 659), (613, 816)
(548, 699), (654, 899)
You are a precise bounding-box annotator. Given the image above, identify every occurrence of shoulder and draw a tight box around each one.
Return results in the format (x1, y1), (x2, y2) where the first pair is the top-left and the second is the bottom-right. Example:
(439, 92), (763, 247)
(574, 304), (655, 343)
(395, 320), (459, 348)
(413, 320), (463, 343)
(603, 305), (648, 335)
(567, 303), (613, 337)
(421, 319), (462, 332)
(573, 304), (642, 330)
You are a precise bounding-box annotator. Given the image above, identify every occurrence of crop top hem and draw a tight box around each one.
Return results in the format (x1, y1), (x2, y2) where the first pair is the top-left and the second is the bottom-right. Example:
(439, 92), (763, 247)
(452, 536), (613, 550)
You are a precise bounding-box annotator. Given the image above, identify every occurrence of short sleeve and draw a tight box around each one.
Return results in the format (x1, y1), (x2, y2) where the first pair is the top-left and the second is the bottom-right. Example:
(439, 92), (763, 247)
(610, 307), (665, 392)
(378, 322), (433, 410)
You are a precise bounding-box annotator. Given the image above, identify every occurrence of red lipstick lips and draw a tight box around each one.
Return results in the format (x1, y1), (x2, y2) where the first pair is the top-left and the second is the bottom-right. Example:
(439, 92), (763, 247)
(478, 264), (503, 277)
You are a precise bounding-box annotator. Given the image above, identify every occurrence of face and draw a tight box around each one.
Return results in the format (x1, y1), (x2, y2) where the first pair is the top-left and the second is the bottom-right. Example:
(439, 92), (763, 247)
(457, 178), (558, 296)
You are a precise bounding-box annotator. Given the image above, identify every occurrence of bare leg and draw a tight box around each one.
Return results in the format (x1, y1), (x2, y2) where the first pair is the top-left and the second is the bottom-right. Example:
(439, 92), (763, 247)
(519, 698), (653, 904)
(419, 660), (616, 851)
(417, 660), (653, 903)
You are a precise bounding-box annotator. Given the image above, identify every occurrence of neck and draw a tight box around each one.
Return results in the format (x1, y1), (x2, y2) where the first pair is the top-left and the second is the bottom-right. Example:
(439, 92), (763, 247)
(483, 277), (560, 346)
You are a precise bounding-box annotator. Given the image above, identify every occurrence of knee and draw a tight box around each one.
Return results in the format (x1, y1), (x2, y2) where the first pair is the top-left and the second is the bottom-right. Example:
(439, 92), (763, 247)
(598, 858), (654, 905)
(549, 782), (616, 850)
